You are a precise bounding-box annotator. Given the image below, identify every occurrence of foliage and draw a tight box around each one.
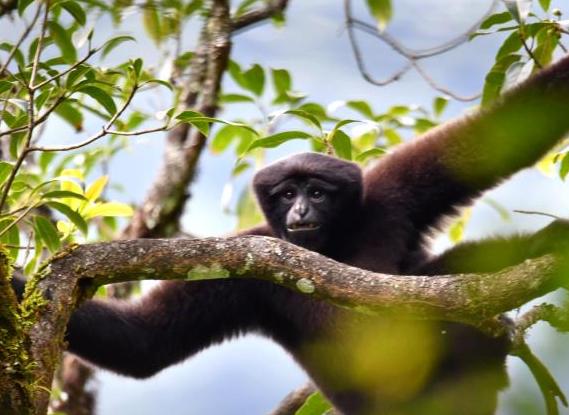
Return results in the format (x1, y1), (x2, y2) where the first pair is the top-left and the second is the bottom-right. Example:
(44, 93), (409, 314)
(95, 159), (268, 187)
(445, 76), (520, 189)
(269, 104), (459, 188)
(1, 0), (569, 414)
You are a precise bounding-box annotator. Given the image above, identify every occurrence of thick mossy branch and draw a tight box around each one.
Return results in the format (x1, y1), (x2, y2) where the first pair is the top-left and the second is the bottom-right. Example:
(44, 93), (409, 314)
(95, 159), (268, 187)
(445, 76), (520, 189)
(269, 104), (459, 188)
(22, 235), (568, 413)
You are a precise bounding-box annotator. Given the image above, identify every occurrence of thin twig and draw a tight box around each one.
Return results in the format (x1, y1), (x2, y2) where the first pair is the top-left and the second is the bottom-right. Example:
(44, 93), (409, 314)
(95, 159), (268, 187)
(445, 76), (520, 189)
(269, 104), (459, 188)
(0, 3), (42, 76)
(32, 48), (98, 90)
(231, 0), (289, 33)
(514, 210), (560, 220)
(28, 84), (139, 152)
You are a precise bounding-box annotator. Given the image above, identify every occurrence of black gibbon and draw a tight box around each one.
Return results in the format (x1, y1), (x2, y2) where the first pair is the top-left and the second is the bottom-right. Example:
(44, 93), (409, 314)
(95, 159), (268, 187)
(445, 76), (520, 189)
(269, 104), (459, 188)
(14, 55), (569, 414)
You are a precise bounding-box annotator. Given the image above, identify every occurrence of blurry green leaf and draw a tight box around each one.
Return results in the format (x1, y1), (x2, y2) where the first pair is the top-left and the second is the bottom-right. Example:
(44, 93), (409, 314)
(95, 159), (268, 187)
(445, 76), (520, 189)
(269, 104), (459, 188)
(0, 218), (20, 261)
(0, 42), (24, 68)
(330, 129), (352, 160)
(185, 0), (203, 16)
(285, 109), (322, 131)
(482, 53), (522, 106)
(83, 202), (133, 219)
(560, 153), (569, 180)
(48, 21), (77, 63)
(43, 190), (87, 201)
(211, 125), (239, 154)
(295, 392), (333, 415)
(433, 97), (448, 117)
(296, 103), (328, 120)
(533, 26), (558, 67)
(0, 80), (13, 94)
(366, 0), (392, 30)
(496, 31), (523, 60)
(0, 161), (13, 186)
(355, 147), (387, 163)
(101, 35), (136, 58)
(235, 0), (259, 17)
(39, 152), (56, 173)
(18, 0), (34, 15)
(220, 93), (255, 103)
(47, 201), (88, 235)
(61, 1), (87, 26)
(143, 79), (173, 91)
(77, 86), (117, 116)
(85, 176), (108, 201)
(539, 0), (551, 11)
(243, 64), (265, 96)
(143, 0), (163, 45)
(232, 160), (251, 177)
(247, 131), (312, 151)
(34, 216), (61, 253)
(272, 68), (291, 96)
(236, 187), (264, 230)
(383, 128), (402, 146)
(479, 12), (513, 30)
(176, 111), (258, 137)
(347, 100), (374, 119)
(55, 102), (83, 132)
(132, 58), (143, 78)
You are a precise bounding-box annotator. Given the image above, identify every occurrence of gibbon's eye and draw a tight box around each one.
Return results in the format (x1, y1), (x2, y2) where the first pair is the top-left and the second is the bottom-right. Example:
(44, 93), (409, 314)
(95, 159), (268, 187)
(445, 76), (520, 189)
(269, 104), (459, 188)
(309, 188), (325, 202)
(281, 189), (296, 202)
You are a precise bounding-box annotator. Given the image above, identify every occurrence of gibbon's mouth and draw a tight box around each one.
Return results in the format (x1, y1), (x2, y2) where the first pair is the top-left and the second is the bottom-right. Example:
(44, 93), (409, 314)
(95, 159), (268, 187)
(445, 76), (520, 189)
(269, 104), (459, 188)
(287, 223), (321, 232)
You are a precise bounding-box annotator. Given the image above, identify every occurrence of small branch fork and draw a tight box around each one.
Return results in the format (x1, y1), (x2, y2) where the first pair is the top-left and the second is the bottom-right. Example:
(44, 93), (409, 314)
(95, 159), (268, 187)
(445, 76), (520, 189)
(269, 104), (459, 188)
(343, 0), (499, 101)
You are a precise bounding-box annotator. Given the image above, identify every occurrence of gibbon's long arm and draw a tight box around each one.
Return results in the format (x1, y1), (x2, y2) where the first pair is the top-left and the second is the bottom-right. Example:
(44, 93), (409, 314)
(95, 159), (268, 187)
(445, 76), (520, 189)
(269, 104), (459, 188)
(364, 55), (569, 236)
(63, 226), (274, 378)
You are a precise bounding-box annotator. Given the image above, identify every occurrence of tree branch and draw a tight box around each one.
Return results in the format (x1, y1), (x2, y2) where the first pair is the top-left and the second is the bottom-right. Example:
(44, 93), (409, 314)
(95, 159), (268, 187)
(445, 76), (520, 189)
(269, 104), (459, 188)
(24, 235), (568, 412)
(231, 0), (289, 33)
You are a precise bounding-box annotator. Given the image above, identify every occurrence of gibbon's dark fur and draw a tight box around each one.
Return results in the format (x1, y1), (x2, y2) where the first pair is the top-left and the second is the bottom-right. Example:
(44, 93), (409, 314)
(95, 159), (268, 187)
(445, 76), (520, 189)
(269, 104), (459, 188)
(15, 55), (569, 414)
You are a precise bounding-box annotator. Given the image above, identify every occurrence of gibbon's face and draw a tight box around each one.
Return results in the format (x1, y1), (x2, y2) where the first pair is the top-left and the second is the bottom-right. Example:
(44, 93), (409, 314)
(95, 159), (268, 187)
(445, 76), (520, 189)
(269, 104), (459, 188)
(269, 177), (339, 252)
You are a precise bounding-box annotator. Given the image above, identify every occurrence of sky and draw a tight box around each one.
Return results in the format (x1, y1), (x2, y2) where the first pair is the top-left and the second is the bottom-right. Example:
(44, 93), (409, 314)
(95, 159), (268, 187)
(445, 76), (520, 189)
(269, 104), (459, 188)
(3, 0), (569, 414)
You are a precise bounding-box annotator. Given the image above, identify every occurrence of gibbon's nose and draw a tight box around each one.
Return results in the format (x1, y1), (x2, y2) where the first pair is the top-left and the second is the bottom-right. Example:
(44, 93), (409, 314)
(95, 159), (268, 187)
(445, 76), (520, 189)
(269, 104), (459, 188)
(293, 197), (309, 218)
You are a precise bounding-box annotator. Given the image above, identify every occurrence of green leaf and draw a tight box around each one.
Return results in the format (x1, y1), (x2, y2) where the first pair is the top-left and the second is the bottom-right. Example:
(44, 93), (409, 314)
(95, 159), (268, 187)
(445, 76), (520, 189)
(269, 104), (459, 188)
(539, 0), (551, 11)
(47, 201), (88, 235)
(132, 58), (143, 78)
(143, 0), (163, 45)
(560, 153), (569, 180)
(272, 68), (291, 96)
(479, 12), (513, 30)
(18, 0), (34, 15)
(55, 101), (84, 131)
(285, 110), (322, 132)
(0, 80), (14, 94)
(77, 86), (117, 116)
(482, 54), (522, 106)
(0, 217), (20, 261)
(496, 31), (523, 60)
(295, 392), (333, 415)
(43, 190), (87, 201)
(0, 42), (25, 69)
(83, 202), (133, 219)
(85, 176), (108, 201)
(533, 26), (558, 67)
(47, 20), (77, 64)
(433, 97), (448, 117)
(247, 131), (312, 151)
(220, 93), (255, 103)
(330, 129), (352, 160)
(34, 216), (61, 253)
(355, 147), (387, 163)
(347, 100), (374, 119)
(101, 35), (136, 58)
(366, 0), (392, 30)
(39, 152), (56, 173)
(61, 1), (87, 26)
(176, 111), (258, 137)
(142, 79), (173, 91)
(243, 64), (265, 96)
(211, 125), (240, 154)
(0, 161), (13, 186)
